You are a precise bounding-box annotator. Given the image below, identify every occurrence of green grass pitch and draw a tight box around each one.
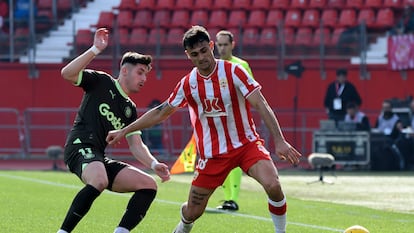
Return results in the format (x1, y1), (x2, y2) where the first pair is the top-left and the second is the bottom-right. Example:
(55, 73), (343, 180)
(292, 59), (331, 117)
(0, 170), (413, 232)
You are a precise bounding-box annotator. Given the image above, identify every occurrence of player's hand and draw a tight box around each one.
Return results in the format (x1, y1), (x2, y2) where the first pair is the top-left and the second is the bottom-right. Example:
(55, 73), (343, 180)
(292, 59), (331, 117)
(94, 28), (109, 51)
(106, 129), (124, 145)
(154, 163), (171, 182)
(274, 140), (301, 165)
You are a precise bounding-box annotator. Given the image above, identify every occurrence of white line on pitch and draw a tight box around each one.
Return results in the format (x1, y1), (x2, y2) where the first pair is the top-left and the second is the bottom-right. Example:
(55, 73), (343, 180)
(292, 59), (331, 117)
(0, 173), (343, 232)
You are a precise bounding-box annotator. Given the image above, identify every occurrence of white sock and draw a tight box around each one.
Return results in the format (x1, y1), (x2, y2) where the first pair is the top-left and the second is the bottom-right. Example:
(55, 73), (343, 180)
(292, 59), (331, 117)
(113, 226), (130, 233)
(268, 197), (287, 233)
(57, 230), (68, 233)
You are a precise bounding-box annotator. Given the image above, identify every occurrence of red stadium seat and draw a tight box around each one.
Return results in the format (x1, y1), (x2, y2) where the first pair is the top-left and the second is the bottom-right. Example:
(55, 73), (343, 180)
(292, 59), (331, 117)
(270, 0), (290, 9)
(259, 27), (278, 46)
(208, 10), (228, 28)
(92, 11), (115, 29)
(166, 28), (185, 46)
(232, 0), (252, 10)
(364, 0), (383, 8)
(117, 10), (134, 29)
(375, 8), (395, 29)
(338, 9), (357, 27)
(246, 10), (266, 28)
(170, 10), (190, 28)
(152, 10), (171, 28)
(251, 0), (271, 10)
(117, 28), (130, 46)
(302, 9), (320, 28)
(136, 0), (156, 10)
(208, 27), (221, 39)
(241, 27), (259, 46)
(132, 10), (153, 29)
(129, 28), (148, 46)
(312, 28), (331, 46)
(346, 0), (364, 8)
(321, 9), (338, 28)
(290, 0), (309, 9)
(281, 27), (295, 45)
(358, 9), (376, 28)
(228, 27), (242, 43)
(190, 10), (209, 26)
(213, 0), (232, 9)
(309, 0), (327, 8)
(115, 0), (137, 10)
(327, 0), (345, 8)
(38, 0), (52, 10)
(285, 10), (302, 28)
(331, 27), (345, 45)
(175, 0), (194, 9)
(57, 0), (72, 12)
(295, 27), (313, 46)
(155, 0), (175, 10)
(384, 0), (402, 8)
(75, 29), (93, 47)
(147, 28), (167, 46)
(193, 0), (214, 10)
(228, 10), (247, 28)
(265, 10), (284, 28)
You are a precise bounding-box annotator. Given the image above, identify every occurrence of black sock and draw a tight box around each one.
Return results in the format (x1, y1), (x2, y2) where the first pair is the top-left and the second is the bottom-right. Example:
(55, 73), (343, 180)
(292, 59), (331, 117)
(118, 189), (157, 230)
(60, 184), (101, 232)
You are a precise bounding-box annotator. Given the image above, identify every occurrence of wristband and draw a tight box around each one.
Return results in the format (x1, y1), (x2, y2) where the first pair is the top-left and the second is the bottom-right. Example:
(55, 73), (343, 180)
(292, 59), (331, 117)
(89, 45), (101, 56)
(151, 160), (159, 170)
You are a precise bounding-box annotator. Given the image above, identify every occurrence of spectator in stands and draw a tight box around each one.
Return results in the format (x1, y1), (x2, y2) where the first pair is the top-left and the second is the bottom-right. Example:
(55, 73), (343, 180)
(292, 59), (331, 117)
(0, 0), (8, 35)
(214, 29), (254, 212)
(324, 68), (362, 124)
(344, 102), (370, 131)
(57, 28), (170, 233)
(106, 25), (301, 233)
(374, 99), (403, 139)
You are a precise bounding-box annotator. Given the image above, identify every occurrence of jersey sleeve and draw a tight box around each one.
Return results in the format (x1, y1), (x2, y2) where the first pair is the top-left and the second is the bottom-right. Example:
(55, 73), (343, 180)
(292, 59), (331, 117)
(233, 64), (261, 98)
(77, 69), (110, 92)
(167, 77), (188, 108)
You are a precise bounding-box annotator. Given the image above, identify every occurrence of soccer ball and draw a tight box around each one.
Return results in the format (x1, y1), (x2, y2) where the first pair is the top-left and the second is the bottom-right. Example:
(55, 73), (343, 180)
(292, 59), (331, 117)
(344, 225), (370, 233)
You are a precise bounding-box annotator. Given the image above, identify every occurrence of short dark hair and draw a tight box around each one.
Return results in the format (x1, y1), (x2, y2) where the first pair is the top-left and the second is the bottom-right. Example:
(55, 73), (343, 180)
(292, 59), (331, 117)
(182, 25), (211, 49)
(336, 68), (347, 76)
(216, 30), (234, 43)
(120, 52), (152, 70)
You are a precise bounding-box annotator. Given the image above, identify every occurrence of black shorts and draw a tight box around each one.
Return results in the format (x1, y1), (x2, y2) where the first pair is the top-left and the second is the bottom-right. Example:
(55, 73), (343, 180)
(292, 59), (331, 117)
(64, 143), (128, 190)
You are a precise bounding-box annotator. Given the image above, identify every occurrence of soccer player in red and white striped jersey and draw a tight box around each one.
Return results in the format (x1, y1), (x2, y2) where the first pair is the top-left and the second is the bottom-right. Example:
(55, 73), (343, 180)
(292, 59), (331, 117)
(107, 25), (301, 233)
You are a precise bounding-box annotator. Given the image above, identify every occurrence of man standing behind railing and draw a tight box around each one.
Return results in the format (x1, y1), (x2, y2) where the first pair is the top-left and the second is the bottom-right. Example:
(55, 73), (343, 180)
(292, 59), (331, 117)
(57, 28), (170, 233)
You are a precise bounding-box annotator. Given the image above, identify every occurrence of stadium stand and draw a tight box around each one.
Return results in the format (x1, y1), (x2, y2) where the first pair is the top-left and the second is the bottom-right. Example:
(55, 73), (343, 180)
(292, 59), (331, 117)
(170, 10), (190, 28)
(189, 10), (209, 26)
(8, 0), (410, 63)
(246, 10), (267, 28)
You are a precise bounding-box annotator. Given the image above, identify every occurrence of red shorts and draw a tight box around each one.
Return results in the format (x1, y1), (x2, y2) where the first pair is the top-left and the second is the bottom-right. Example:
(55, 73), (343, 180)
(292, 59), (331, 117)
(192, 140), (271, 189)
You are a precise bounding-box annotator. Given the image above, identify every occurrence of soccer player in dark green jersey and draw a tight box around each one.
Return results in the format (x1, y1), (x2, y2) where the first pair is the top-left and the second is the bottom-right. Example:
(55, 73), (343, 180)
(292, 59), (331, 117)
(57, 28), (170, 233)
(215, 30), (254, 211)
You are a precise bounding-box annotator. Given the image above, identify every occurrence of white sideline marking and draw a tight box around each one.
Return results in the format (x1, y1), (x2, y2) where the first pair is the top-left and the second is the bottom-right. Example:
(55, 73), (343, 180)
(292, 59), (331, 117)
(0, 173), (344, 232)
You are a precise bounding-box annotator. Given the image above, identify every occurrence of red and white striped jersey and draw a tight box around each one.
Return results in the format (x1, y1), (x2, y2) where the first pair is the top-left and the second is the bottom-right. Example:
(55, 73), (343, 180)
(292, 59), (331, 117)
(167, 60), (262, 158)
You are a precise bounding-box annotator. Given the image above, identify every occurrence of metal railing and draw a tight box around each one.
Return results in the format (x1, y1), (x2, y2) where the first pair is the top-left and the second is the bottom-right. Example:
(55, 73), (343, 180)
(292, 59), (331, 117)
(2, 107), (344, 161)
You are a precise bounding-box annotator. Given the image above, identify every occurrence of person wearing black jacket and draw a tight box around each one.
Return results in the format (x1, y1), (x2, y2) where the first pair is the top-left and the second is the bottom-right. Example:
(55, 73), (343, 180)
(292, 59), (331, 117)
(324, 68), (362, 124)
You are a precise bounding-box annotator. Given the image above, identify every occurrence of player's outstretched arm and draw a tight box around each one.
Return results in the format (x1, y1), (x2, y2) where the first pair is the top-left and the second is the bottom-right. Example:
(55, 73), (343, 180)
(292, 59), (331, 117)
(126, 134), (170, 182)
(61, 28), (109, 84)
(106, 102), (176, 145)
(247, 90), (302, 165)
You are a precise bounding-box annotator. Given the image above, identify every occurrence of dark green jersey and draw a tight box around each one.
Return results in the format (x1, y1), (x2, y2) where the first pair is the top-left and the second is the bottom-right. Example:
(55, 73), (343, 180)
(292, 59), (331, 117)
(65, 69), (138, 152)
